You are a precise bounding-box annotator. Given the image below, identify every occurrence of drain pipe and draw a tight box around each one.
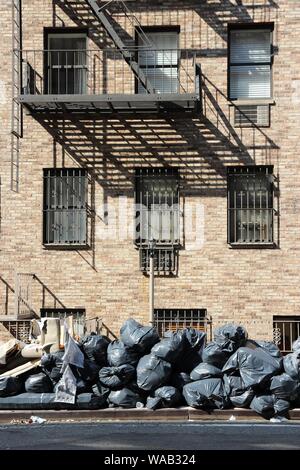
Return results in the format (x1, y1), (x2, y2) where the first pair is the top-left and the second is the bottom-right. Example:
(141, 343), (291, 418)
(148, 239), (156, 325)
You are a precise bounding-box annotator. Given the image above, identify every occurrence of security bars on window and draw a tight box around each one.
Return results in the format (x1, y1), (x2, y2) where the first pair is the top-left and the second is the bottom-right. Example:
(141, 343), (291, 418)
(43, 168), (88, 246)
(140, 247), (178, 274)
(153, 308), (211, 339)
(135, 168), (180, 247)
(273, 316), (300, 354)
(227, 166), (274, 245)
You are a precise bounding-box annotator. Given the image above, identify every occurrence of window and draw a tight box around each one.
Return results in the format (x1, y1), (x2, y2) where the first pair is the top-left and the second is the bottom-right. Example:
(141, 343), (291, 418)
(137, 29), (179, 93)
(140, 247), (178, 274)
(135, 168), (180, 246)
(153, 309), (210, 338)
(227, 166), (274, 245)
(229, 25), (273, 100)
(43, 168), (88, 246)
(273, 316), (300, 355)
(46, 32), (87, 94)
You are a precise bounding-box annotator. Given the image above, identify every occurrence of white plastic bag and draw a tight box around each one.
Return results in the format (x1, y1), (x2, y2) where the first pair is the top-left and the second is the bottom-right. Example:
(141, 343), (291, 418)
(55, 364), (77, 404)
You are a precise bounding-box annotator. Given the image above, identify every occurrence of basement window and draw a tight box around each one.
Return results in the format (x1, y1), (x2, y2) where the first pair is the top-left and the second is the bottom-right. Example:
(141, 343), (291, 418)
(227, 166), (274, 246)
(43, 168), (88, 247)
(153, 308), (210, 338)
(273, 316), (300, 355)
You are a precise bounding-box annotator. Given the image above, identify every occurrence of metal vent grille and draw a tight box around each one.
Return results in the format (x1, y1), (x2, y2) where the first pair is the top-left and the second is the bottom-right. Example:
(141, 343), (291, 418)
(153, 308), (211, 339)
(234, 105), (270, 127)
(140, 248), (178, 274)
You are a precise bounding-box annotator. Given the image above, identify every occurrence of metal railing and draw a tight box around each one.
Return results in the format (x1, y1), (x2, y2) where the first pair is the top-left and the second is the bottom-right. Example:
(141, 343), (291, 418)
(20, 48), (198, 96)
(273, 318), (300, 354)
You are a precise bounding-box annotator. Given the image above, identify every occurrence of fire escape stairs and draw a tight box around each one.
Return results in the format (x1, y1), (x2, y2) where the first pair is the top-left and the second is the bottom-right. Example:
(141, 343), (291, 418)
(85, 0), (154, 94)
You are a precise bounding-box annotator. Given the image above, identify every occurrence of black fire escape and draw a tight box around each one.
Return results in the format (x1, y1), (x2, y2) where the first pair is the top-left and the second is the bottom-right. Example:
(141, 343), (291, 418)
(19, 0), (201, 114)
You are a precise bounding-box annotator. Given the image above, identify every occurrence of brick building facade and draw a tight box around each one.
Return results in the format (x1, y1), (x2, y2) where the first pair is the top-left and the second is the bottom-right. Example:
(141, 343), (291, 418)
(0, 0), (299, 348)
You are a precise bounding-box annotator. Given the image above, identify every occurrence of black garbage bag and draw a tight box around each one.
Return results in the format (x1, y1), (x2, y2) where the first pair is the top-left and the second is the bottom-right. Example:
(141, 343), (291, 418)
(223, 375), (246, 396)
(222, 347), (282, 389)
(292, 337), (300, 352)
(183, 378), (229, 409)
(251, 340), (282, 359)
(146, 396), (162, 410)
(284, 352), (300, 381)
(25, 372), (53, 393)
(92, 382), (110, 401)
(76, 393), (108, 410)
(270, 373), (299, 400)
(41, 351), (64, 383)
(108, 387), (143, 408)
(151, 331), (186, 363)
(184, 328), (206, 353)
(190, 363), (222, 381)
(120, 319), (159, 353)
(214, 324), (247, 353)
(250, 395), (290, 419)
(202, 342), (231, 368)
(99, 364), (136, 390)
(146, 386), (182, 410)
(76, 378), (92, 394)
(136, 354), (172, 391)
(107, 340), (140, 367)
(80, 334), (110, 366)
(230, 390), (254, 408)
(223, 374), (254, 408)
(274, 398), (290, 417)
(0, 377), (23, 397)
(174, 349), (202, 374)
(250, 394), (275, 418)
(171, 372), (192, 390)
(77, 359), (101, 384)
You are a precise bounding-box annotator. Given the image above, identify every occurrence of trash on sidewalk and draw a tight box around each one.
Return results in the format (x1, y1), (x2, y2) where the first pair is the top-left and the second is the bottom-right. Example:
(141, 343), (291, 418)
(0, 318), (299, 421)
(29, 415), (47, 424)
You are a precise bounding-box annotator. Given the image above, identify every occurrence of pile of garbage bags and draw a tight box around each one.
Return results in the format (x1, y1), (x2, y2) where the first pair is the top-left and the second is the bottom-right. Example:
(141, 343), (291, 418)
(1, 318), (300, 419)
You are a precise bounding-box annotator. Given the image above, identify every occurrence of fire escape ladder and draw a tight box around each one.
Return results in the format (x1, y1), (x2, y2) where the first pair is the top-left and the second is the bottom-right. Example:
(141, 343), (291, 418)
(85, 0), (154, 93)
(11, 0), (22, 192)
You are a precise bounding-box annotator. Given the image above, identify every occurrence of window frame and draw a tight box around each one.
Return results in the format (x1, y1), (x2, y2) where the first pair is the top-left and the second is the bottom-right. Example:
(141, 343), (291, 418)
(135, 26), (180, 94)
(43, 27), (88, 95)
(42, 167), (89, 249)
(134, 167), (180, 247)
(227, 165), (275, 248)
(227, 22), (274, 102)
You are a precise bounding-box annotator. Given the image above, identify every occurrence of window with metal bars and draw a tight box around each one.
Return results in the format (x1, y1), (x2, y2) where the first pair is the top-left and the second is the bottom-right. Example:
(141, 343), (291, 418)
(273, 316), (300, 355)
(140, 247), (178, 274)
(227, 166), (274, 245)
(135, 168), (180, 247)
(153, 308), (210, 339)
(228, 24), (273, 100)
(43, 168), (88, 246)
(46, 32), (87, 95)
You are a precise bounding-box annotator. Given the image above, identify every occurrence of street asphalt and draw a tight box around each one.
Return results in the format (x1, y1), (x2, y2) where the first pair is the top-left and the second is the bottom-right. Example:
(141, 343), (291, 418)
(0, 421), (300, 450)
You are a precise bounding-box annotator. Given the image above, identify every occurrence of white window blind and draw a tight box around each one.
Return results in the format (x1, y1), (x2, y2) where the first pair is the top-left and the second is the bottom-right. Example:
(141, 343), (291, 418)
(229, 29), (272, 100)
(138, 31), (179, 94)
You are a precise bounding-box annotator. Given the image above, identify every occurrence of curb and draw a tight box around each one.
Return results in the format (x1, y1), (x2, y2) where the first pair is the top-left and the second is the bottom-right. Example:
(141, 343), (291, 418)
(0, 407), (300, 423)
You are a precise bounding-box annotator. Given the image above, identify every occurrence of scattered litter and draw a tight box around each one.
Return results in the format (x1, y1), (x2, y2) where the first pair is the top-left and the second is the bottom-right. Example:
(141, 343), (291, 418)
(29, 415), (47, 424)
(228, 415), (236, 421)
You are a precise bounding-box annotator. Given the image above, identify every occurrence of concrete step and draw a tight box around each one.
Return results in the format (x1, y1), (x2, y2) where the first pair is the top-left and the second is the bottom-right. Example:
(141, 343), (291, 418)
(0, 407), (300, 424)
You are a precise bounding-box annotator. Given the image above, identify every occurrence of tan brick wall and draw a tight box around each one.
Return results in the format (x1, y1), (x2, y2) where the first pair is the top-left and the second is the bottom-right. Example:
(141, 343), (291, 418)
(1, 0), (299, 342)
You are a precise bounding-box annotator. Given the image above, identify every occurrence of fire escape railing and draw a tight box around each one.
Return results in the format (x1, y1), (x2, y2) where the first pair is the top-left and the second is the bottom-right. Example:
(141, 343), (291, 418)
(20, 48), (199, 97)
